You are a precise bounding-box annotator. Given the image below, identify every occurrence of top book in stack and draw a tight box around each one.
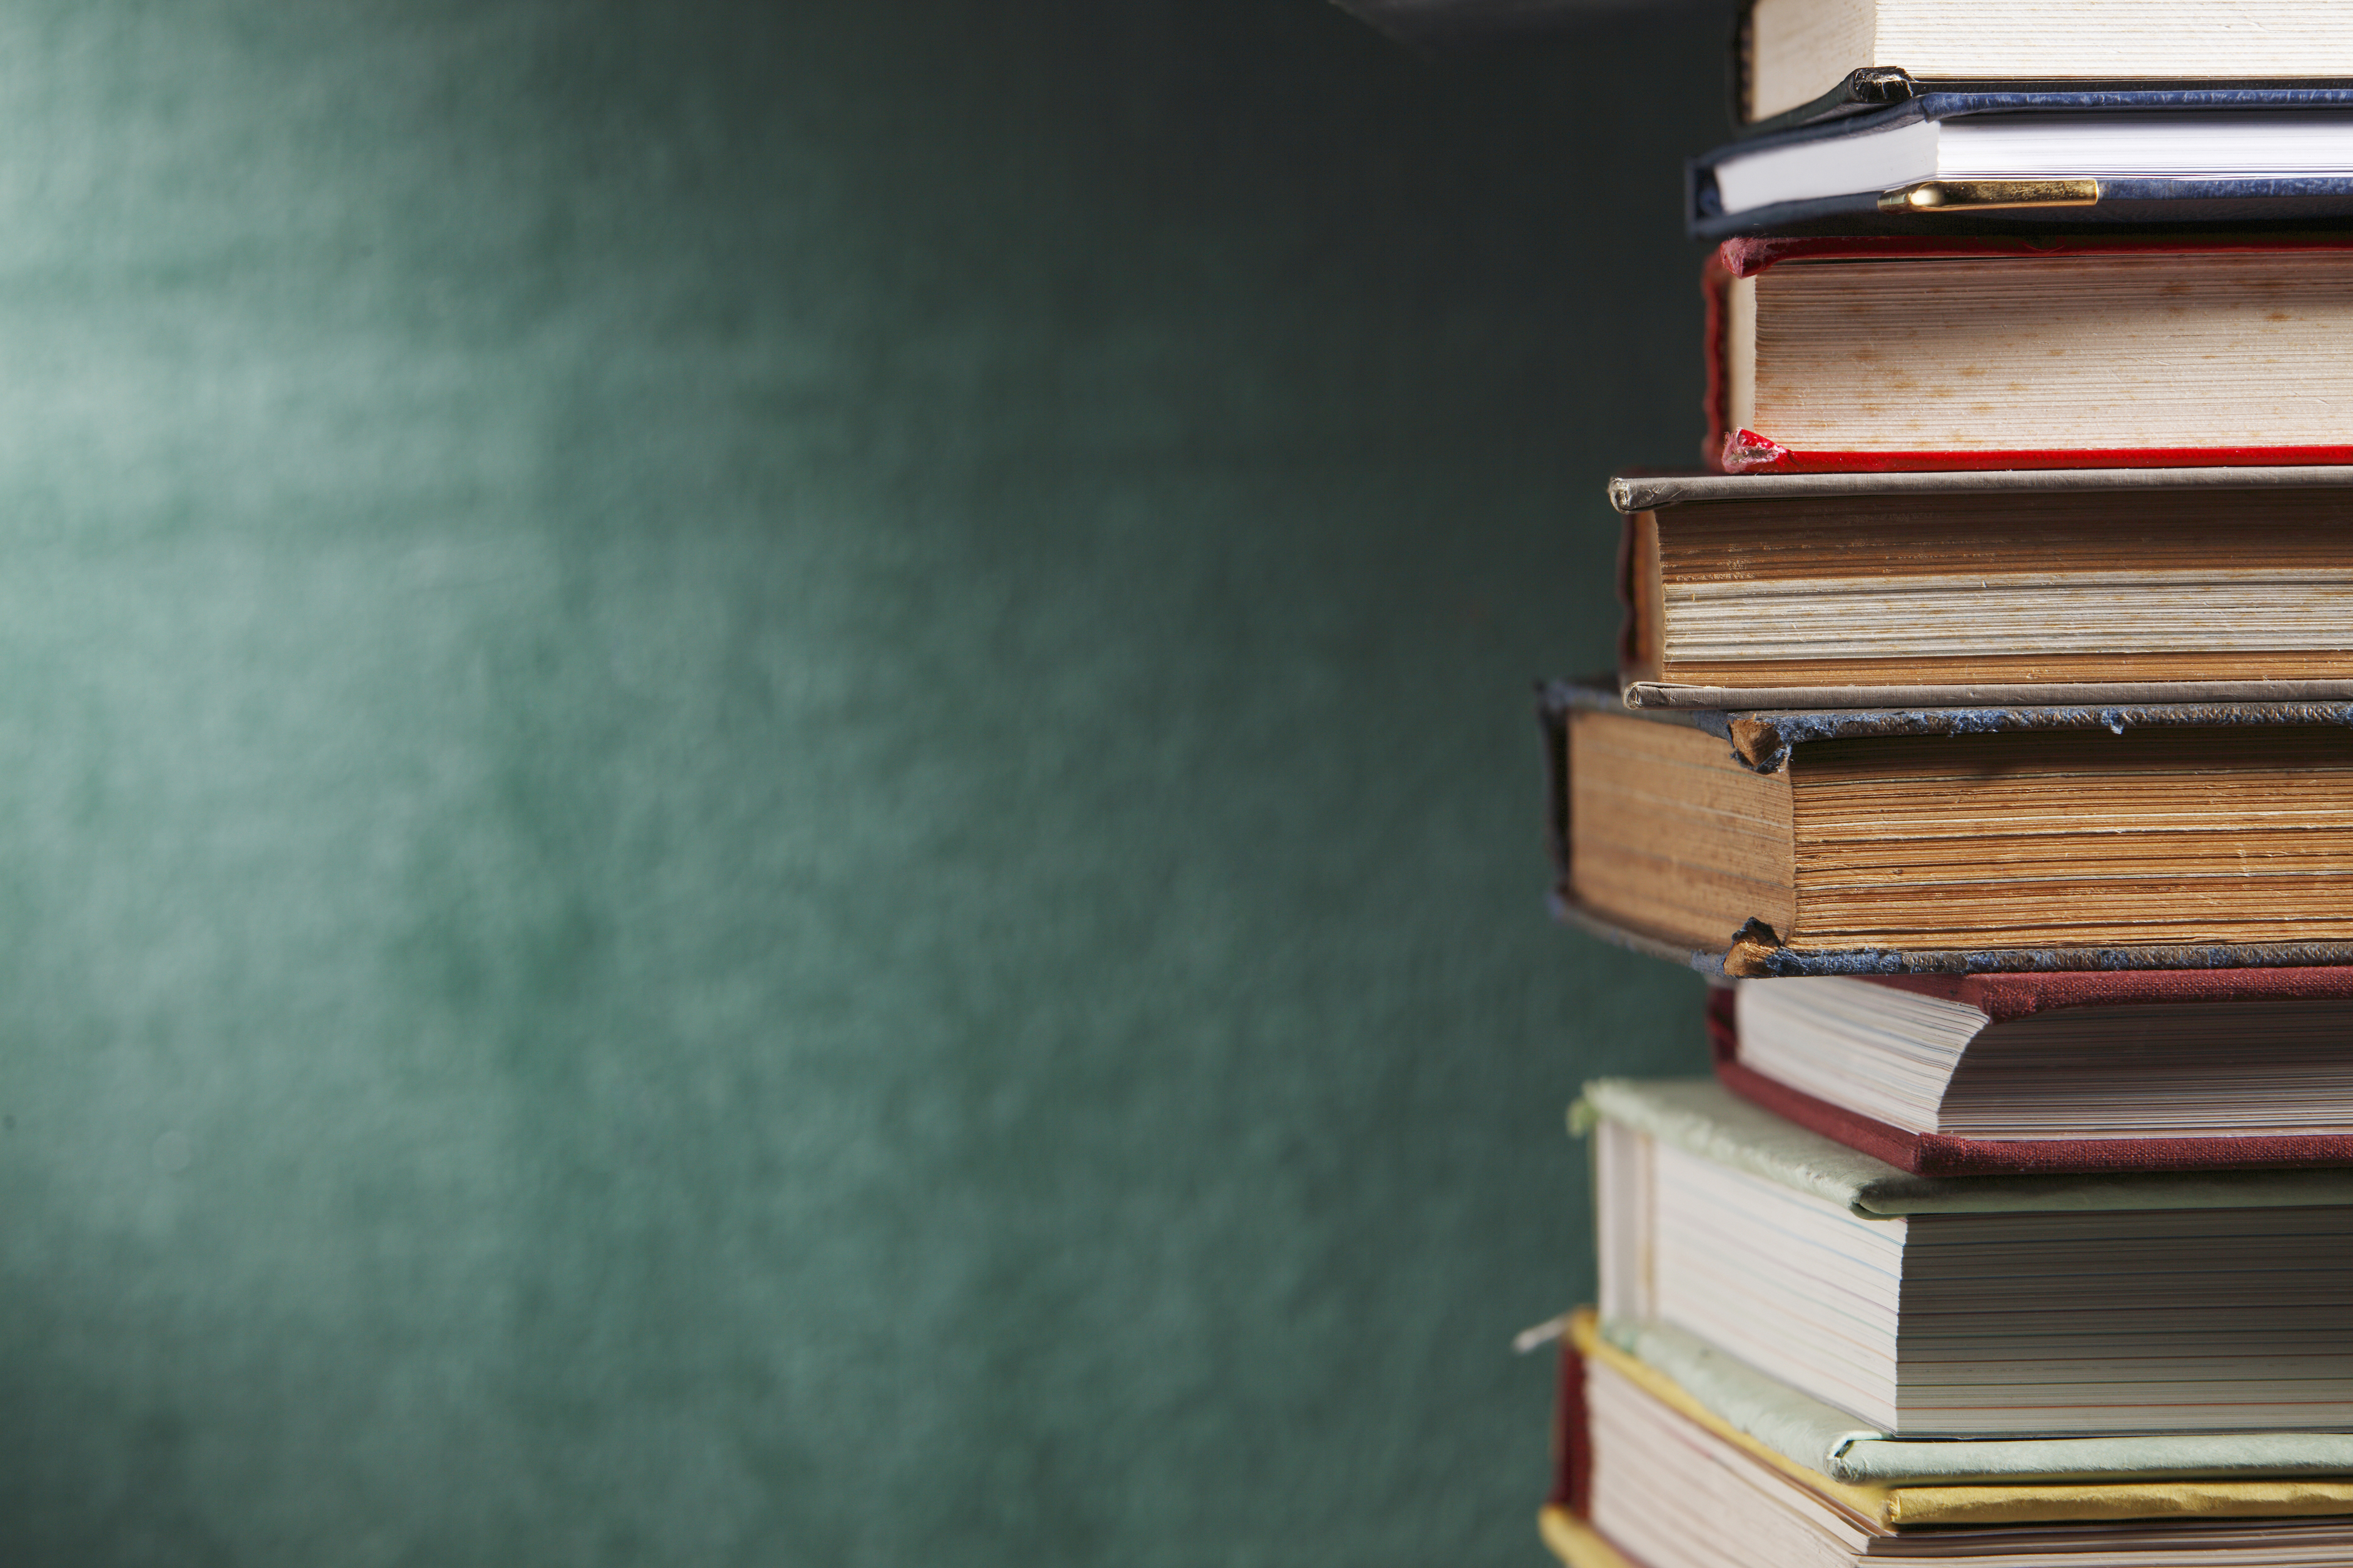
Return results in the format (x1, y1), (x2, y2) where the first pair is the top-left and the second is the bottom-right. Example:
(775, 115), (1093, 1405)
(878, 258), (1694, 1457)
(1736, 0), (2353, 130)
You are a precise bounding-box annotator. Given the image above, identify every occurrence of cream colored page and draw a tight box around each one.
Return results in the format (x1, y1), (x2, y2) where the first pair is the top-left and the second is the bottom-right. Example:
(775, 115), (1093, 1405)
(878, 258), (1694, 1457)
(1875, 0), (2353, 78)
(1725, 273), (1756, 436)
(1754, 251), (2353, 452)
(1664, 570), (2353, 660)
(1750, 0), (1875, 119)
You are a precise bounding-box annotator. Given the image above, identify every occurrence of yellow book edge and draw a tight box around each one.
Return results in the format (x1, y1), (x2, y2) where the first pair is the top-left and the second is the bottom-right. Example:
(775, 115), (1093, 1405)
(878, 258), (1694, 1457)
(1567, 1308), (2353, 1528)
(1539, 1505), (1635, 1568)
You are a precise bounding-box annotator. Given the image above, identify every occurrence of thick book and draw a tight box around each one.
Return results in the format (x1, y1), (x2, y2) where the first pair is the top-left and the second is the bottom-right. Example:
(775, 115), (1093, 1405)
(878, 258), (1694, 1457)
(1608, 466), (2353, 711)
(1543, 1307), (2353, 1568)
(1695, 96), (2353, 239)
(1538, 680), (2353, 977)
(1584, 1077), (2353, 1437)
(1733, 0), (2353, 129)
(1701, 236), (2353, 475)
(1564, 1306), (2353, 1489)
(1708, 975), (2353, 1175)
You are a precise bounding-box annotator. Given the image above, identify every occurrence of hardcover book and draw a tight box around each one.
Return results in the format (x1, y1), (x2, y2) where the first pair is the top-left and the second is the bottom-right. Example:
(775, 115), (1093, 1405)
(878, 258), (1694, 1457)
(1695, 97), (2353, 239)
(1735, 0), (2353, 128)
(1711, 971), (2353, 1174)
(1608, 466), (2353, 711)
(1569, 1306), (2353, 1489)
(1544, 1307), (2353, 1568)
(1584, 1077), (2353, 1437)
(1702, 236), (2353, 475)
(1538, 680), (2353, 976)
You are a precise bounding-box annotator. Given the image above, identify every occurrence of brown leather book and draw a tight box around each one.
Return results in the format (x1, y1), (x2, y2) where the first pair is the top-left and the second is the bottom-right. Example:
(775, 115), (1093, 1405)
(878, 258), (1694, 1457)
(1538, 679), (2353, 977)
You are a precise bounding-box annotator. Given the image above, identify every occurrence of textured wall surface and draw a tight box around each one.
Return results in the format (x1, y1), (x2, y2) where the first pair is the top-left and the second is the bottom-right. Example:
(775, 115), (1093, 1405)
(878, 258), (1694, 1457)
(0, 2), (1721, 1562)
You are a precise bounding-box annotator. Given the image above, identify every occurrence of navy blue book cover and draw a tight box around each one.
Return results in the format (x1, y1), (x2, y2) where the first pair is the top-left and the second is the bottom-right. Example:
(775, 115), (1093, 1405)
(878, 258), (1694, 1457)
(1693, 91), (2353, 240)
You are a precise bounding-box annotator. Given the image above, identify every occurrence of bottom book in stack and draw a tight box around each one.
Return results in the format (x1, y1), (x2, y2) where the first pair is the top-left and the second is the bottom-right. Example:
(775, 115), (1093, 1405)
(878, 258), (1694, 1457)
(1547, 1078), (2353, 1567)
(1543, 1312), (2353, 1567)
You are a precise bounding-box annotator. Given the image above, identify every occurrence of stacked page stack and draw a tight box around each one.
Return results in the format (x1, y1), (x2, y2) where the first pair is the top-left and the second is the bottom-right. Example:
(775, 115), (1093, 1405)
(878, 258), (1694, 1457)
(1538, 4), (2353, 1565)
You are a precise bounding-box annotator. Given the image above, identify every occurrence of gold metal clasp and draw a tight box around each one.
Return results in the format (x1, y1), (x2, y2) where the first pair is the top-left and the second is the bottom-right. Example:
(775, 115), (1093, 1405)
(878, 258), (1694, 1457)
(1877, 177), (2102, 213)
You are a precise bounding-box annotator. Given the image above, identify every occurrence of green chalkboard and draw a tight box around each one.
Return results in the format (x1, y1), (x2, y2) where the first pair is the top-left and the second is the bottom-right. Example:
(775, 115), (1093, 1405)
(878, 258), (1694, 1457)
(0, 1), (1721, 1561)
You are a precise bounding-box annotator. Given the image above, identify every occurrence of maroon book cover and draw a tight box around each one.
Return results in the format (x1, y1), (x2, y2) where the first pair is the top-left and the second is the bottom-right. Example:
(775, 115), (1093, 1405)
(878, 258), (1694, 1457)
(1551, 1332), (1590, 1517)
(1708, 972), (2353, 1176)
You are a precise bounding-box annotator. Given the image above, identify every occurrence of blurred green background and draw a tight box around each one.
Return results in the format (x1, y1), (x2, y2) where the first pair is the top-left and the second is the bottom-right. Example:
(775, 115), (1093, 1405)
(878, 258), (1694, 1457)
(0, 1), (1722, 1561)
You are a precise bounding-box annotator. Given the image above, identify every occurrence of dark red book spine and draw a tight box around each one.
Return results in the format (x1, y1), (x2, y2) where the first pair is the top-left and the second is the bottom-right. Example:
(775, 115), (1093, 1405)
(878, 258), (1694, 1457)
(1718, 440), (2353, 477)
(1551, 1333), (1590, 1517)
(1870, 965), (2353, 1023)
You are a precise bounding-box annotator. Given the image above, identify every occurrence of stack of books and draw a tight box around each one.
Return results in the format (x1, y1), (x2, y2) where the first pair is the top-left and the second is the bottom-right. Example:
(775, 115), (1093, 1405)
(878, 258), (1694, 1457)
(1533, 3), (2353, 1565)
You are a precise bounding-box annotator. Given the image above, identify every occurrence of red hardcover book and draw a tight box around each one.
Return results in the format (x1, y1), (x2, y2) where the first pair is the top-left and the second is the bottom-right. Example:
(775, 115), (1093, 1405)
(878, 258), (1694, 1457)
(1541, 1329), (1624, 1568)
(1551, 1329), (1590, 1517)
(1710, 970), (2353, 1175)
(1701, 235), (2353, 475)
